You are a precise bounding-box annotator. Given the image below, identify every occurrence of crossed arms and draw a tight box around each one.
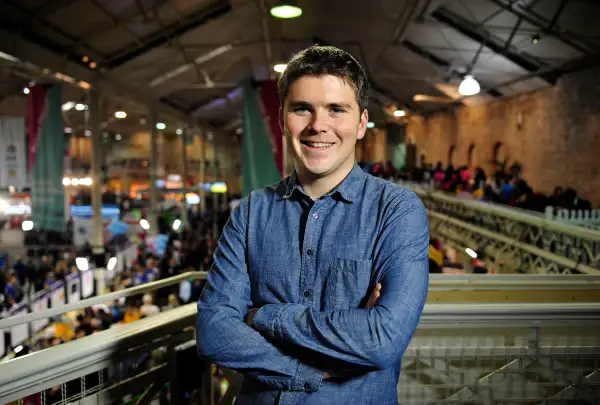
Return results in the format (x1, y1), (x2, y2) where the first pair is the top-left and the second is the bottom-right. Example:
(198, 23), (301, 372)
(196, 193), (429, 392)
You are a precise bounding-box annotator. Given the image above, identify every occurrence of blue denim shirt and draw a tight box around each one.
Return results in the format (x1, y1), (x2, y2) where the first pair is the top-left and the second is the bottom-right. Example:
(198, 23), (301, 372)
(196, 164), (429, 405)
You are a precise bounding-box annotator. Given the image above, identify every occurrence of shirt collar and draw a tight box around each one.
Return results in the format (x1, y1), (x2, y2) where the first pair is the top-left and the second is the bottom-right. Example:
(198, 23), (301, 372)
(280, 163), (366, 203)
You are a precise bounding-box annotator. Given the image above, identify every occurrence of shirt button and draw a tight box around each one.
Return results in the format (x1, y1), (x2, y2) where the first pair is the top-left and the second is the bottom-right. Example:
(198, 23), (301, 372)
(312, 212), (319, 219)
(303, 290), (312, 297)
(307, 249), (314, 256)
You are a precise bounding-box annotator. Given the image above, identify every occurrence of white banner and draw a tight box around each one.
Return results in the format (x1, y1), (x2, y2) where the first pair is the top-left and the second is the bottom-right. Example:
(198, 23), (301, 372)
(0, 310), (5, 358)
(50, 281), (66, 308)
(66, 272), (81, 303)
(9, 303), (29, 347)
(31, 291), (49, 332)
(81, 270), (94, 298)
(0, 117), (26, 189)
(0, 325), (4, 357)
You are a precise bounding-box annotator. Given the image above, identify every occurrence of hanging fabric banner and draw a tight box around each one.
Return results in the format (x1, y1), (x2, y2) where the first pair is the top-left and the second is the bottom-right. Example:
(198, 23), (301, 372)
(242, 81), (282, 197)
(258, 80), (285, 177)
(28, 84), (65, 232)
(0, 117), (27, 189)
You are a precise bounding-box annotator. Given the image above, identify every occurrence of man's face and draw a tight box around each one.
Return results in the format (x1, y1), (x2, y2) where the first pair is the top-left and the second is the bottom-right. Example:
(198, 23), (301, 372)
(283, 75), (368, 179)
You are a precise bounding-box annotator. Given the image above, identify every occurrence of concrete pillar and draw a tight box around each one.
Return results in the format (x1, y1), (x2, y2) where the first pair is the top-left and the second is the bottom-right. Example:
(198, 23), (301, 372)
(88, 88), (106, 295)
(198, 130), (206, 214)
(179, 127), (189, 226)
(149, 108), (159, 234)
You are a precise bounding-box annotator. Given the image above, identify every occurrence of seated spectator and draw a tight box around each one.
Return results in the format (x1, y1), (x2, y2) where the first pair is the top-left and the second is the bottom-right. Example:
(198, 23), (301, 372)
(140, 294), (160, 318)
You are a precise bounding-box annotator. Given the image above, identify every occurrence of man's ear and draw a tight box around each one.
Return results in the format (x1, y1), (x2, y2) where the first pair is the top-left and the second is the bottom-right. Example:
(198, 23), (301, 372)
(357, 109), (368, 140)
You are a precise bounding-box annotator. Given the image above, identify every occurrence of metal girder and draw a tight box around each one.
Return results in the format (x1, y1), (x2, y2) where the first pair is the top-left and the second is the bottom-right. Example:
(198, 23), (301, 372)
(488, 0), (596, 55)
(106, 1), (233, 69)
(33, 0), (81, 18)
(431, 7), (557, 84)
(401, 40), (502, 98)
(1, 0), (103, 64)
(311, 36), (425, 114)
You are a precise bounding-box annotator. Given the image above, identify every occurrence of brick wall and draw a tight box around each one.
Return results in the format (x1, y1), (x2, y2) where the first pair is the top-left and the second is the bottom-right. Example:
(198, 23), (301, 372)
(406, 65), (600, 206)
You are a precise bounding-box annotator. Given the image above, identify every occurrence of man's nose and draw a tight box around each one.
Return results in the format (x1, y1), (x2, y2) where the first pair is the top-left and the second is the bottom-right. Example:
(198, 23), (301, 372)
(308, 110), (329, 134)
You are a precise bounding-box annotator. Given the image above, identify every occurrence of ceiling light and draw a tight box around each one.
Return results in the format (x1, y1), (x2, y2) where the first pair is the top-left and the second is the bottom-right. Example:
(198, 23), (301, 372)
(82, 56), (89, 63)
(393, 109), (405, 117)
(89, 61), (97, 69)
(115, 133), (122, 141)
(84, 129), (92, 137)
(23, 87), (30, 95)
(0, 51), (19, 63)
(273, 64), (287, 73)
(140, 219), (150, 230)
(75, 103), (86, 111)
(465, 248), (478, 259)
(367, 122), (375, 128)
(532, 34), (540, 44)
(114, 111), (127, 119)
(270, 1), (302, 19)
(107, 257), (117, 271)
(458, 75), (480, 96)
(64, 127), (72, 134)
(176, 128), (183, 135)
(75, 257), (89, 271)
(62, 102), (75, 111)
(156, 122), (166, 130)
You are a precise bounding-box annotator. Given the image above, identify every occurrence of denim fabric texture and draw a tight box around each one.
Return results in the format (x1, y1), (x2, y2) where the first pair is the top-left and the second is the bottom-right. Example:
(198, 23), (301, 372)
(196, 163), (429, 405)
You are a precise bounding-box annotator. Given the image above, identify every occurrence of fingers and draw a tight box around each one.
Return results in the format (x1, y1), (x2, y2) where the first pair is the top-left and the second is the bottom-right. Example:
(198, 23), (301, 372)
(366, 283), (382, 308)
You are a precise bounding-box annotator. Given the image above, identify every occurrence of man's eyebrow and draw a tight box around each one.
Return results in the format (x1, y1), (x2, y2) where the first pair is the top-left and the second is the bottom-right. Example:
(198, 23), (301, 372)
(286, 100), (312, 108)
(327, 102), (353, 109)
(286, 101), (354, 109)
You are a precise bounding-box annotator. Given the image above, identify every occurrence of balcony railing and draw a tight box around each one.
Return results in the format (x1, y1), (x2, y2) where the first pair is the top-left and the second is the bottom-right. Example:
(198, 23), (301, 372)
(402, 182), (600, 275)
(0, 273), (599, 405)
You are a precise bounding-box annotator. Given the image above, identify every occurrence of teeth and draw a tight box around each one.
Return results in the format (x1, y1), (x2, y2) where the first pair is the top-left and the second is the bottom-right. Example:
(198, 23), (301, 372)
(305, 141), (333, 148)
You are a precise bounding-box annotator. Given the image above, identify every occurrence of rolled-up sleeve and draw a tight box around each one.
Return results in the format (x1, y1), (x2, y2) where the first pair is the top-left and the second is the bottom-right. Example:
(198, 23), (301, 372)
(196, 198), (324, 391)
(252, 191), (429, 370)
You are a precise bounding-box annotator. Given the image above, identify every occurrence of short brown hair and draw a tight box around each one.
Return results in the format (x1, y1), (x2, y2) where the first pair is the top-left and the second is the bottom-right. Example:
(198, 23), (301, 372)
(277, 45), (370, 111)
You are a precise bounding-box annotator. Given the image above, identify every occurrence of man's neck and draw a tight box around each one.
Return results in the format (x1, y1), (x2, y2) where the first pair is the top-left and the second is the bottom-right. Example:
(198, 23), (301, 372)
(296, 159), (355, 200)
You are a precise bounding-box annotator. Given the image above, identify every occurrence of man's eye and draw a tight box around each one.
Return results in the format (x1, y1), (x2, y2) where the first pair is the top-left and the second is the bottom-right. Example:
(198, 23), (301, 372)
(331, 107), (346, 113)
(293, 106), (310, 113)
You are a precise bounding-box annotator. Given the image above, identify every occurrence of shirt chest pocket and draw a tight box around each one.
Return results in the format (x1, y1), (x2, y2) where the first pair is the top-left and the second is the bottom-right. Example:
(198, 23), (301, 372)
(323, 258), (372, 310)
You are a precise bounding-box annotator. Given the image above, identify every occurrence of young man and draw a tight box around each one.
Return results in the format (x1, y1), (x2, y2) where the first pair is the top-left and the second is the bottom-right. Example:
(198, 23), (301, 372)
(196, 45), (429, 404)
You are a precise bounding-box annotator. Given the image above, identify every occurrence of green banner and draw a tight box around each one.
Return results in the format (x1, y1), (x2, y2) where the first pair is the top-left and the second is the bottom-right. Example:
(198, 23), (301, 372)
(31, 84), (65, 231)
(242, 82), (281, 197)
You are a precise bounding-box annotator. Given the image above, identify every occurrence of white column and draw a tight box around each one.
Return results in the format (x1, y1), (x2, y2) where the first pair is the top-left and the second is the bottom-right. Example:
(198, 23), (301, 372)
(88, 89), (106, 295)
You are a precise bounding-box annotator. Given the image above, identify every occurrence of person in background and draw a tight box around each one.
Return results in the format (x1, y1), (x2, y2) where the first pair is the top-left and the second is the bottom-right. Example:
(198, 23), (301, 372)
(140, 294), (160, 317)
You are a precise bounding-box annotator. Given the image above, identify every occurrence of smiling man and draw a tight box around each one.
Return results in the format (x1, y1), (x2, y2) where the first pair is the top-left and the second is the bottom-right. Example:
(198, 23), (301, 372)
(196, 45), (429, 405)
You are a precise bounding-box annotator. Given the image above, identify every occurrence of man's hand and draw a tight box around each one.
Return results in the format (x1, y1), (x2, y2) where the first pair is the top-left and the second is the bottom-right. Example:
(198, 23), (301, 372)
(245, 308), (259, 328)
(324, 283), (382, 380)
(366, 283), (382, 309)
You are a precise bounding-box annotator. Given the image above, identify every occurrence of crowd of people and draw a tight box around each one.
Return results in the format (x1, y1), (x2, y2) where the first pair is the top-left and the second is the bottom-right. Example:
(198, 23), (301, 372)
(360, 159), (593, 212)
(0, 205), (230, 360)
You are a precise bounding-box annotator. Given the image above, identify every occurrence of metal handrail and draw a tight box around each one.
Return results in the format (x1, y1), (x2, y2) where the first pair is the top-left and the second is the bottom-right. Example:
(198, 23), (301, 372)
(0, 271), (208, 329)
(2, 271), (600, 330)
(0, 304), (198, 404)
(1, 301), (599, 401)
(410, 185), (600, 242)
(428, 210), (600, 274)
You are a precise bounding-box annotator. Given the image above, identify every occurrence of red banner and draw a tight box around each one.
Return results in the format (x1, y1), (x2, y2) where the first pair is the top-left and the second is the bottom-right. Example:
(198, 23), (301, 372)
(26, 85), (47, 174)
(258, 80), (284, 177)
